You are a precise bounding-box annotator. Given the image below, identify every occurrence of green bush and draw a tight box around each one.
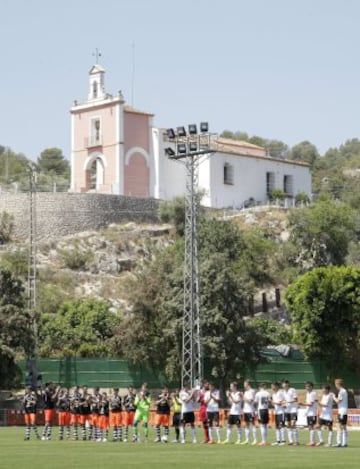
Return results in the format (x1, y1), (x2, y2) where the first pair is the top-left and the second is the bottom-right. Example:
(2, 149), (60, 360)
(0, 212), (14, 244)
(58, 244), (94, 270)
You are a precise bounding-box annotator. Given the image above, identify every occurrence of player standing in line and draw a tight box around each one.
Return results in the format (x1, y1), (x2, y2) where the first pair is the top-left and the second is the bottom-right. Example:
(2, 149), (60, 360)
(133, 383), (151, 443)
(154, 386), (172, 442)
(123, 386), (136, 442)
(90, 387), (101, 441)
(23, 386), (40, 440)
(197, 381), (210, 443)
(270, 382), (286, 446)
(57, 387), (71, 440)
(42, 381), (59, 441)
(70, 385), (81, 440)
(223, 382), (242, 444)
(205, 382), (221, 444)
(179, 382), (197, 444)
(98, 391), (110, 442)
(317, 384), (334, 447)
(282, 380), (299, 445)
(241, 379), (257, 445)
(79, 386), (92, 441)
(333, 378), (348, 447)
(254, 383), (271, 446)
(301, 381), (318, 446)
(109, 388), (123, 442)
(171, 389), (182, 443)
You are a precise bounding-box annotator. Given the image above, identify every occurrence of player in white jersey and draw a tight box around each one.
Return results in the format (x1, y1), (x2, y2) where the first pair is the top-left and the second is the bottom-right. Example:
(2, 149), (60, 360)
(204, 382), (221, 444)
(240, 380), (257, 445)
(317, 384), (334, 447)
(300, 381), (318, 446)
(333, 378), (348, 447)
(254, 383), (271, 446)
(270, 382), (286, 445)
(223, 382), (242, 444)
(282, 380), (299, 445)
(179, 382), (197, 444)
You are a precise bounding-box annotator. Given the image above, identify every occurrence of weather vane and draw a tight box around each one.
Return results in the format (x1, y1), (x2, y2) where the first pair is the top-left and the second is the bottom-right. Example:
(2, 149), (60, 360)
(92, 48), (102, 63)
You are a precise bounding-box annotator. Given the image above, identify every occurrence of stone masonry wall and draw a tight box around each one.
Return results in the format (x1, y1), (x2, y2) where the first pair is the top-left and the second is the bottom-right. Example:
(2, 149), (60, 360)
(0, 193), (160, 239)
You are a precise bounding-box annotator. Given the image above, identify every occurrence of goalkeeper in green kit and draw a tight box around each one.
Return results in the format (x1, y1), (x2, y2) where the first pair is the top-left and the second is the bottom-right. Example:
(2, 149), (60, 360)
(132, 383), (151, 442)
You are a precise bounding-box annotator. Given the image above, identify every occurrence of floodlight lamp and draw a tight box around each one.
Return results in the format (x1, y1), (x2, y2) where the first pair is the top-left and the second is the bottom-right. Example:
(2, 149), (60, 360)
(167, 128), (176, 139)
(188, 124), (197, 135)
(165, 147), (175, 157)
(200, 122), (209, 133)
(189, 141), (198, 152)
(177, 126), (186, 137)
(177, 143), (187, 154)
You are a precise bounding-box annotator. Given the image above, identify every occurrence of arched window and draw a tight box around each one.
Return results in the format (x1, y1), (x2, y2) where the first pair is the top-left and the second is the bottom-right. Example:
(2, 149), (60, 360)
(93, 81), (98, 98)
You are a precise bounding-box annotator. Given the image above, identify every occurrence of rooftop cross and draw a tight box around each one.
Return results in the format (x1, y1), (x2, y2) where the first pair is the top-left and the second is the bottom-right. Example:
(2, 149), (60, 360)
(92, 48), (102, 64)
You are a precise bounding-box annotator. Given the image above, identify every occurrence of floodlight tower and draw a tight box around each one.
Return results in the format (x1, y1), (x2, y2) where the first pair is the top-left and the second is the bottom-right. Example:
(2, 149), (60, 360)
(165, 123), (215, 388)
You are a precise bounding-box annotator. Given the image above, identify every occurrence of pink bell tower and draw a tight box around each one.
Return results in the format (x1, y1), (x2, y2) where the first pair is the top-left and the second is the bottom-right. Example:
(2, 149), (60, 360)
(70, 60), (154, 196)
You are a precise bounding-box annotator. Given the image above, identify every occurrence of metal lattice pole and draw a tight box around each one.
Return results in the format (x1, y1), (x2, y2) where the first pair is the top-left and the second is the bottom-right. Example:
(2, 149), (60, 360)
(182, 154), (202, 388)
(28, 166), (37, 357)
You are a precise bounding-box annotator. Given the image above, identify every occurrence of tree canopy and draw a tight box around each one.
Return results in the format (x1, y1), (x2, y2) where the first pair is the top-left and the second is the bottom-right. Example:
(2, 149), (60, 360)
(286, 265), (360, 374)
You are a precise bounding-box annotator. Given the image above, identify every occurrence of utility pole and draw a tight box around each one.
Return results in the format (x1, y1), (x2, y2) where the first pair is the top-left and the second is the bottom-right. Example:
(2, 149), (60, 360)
(164, 123), (215, 388)
(28, 164), (38, 363)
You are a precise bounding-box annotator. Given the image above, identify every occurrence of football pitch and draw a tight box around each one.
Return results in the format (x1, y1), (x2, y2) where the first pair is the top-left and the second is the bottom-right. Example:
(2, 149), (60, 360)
(1, 427), (359, 469)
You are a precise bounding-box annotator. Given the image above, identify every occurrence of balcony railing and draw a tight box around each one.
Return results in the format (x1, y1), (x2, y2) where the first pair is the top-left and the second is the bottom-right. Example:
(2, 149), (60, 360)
(85, 135), (103, 148)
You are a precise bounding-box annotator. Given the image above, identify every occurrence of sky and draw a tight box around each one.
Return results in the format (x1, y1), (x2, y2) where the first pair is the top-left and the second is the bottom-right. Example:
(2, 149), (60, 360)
(1, 0), (360, 159)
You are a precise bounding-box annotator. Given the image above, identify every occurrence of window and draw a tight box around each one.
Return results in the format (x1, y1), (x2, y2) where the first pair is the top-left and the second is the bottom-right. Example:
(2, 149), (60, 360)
(93, 81), (98, 98)
(224, 163), (234, 185)
(283, 175), (294, 195)
(89, 118), (101, 146)
(266, 172), (275, 193)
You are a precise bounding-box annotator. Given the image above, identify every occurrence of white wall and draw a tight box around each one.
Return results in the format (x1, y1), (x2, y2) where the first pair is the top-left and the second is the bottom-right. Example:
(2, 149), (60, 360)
(152, 129), (186, 200)
(206, 152), (311, 208)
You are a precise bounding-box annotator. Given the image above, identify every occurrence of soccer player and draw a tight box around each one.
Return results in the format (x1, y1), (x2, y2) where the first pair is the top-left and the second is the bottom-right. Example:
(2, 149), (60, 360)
(254, 383), (271, 446)
(223, 382), (242, 444)
(179, 382), (197, 444)
(23, 386), (40, 440)
(241, 379), (257, 445)
(317, 384), (334, 447)
(57, 387), (71, 440)
(133, 383), (151, 442)
(41, 381), (59, 441)
(42, 381), (59, 441)
(109, 388), (123, 442)
(301, 381), (318, 446)
(123, 386), (136, 442)
(205, 382), (221, 444)
(282, 379), (299, 445)
(270, 381), (286, 446)
(171, 389), (182, 443)
(197, 381), (210, 443)
(90, 387), (101, 441)
(154, 386), (171, 442)
(98, 391), (110, 442)
(333, 378), (348, 447)
(79, 386), (92, 441)
(70, 385), (81, 440)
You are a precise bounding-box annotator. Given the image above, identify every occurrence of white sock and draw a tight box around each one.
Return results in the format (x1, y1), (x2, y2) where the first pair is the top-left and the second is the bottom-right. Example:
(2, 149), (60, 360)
(337, 430), (342, 445)
(317, 429), (323, 443)
(237, 427), (242, 441)
(276, 429), (280, 442)
(180, 427), (185, 441)
(328, 431), (333, 446)
(280, 427), (286, 442)
(216, 427), (221, 441)
(252, 426), (257, 442)
(226, 427), (231, 440)
(293, 428), (299, 444)
(245, 427), (250, 441)
(191, 427), (196, 440)
(310, 429), (315, 444)
(287, 427), (293, 443)
(208, 427), (213, 440)
(260, 425), (266, 443)
(342, 429), (347, 446)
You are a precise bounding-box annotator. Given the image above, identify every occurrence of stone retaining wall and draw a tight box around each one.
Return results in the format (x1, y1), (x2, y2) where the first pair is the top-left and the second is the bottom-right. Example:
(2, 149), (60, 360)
(0, 193), (159, 239)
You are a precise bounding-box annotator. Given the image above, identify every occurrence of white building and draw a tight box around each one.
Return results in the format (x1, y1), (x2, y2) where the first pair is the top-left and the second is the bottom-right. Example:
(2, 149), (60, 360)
(71, 64), (311, 207)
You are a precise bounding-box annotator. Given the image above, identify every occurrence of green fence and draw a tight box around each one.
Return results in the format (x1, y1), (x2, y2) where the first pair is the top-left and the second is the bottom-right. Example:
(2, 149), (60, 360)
(18, 351), (360, 390)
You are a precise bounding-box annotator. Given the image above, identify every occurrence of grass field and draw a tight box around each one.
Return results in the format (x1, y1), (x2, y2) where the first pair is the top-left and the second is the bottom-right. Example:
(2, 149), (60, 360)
(1, 427), (359, 469)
